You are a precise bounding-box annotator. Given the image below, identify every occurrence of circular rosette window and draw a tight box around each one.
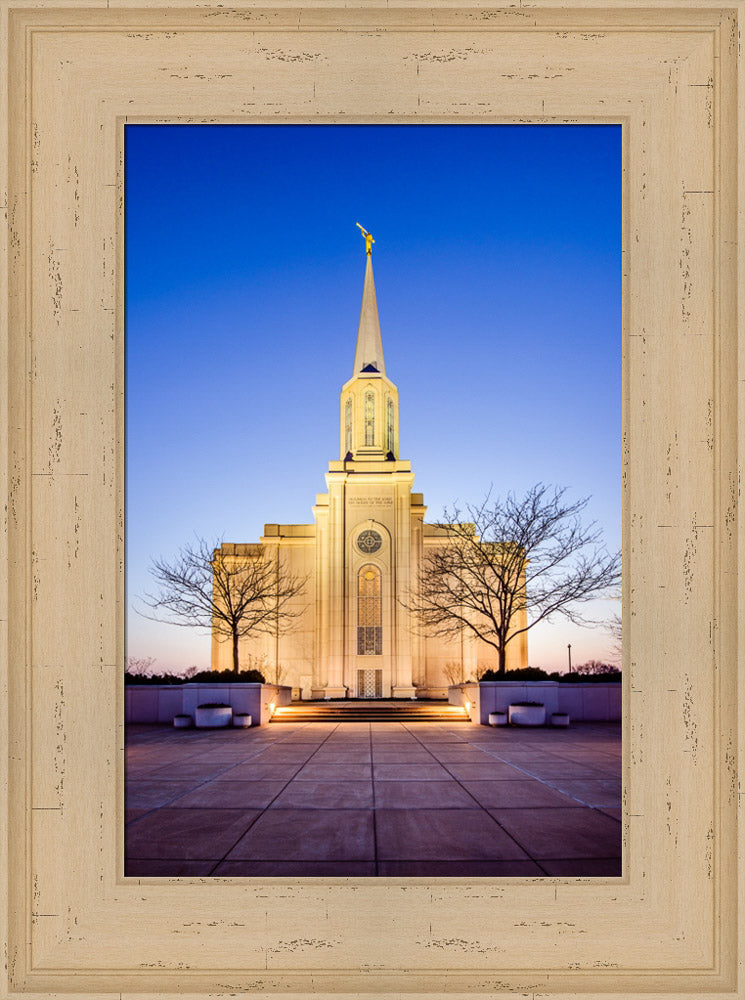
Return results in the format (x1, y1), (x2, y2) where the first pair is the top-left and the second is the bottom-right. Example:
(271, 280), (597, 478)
(356, 529), (383, 554)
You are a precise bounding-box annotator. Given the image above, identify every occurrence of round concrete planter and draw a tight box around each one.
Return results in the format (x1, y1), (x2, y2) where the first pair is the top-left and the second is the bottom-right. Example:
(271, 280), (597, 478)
(173, 714), (193, 729)
(488, 711), (508, 727)
(195, 705), (232, 728)
(551, 712), (570, 728)
(508, 703), (546, 726)
(233, 713), (252, 728)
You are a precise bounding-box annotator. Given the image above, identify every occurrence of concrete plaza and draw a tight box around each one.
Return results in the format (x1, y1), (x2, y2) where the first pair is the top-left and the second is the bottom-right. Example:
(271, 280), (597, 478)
(125, 720), (622, 877)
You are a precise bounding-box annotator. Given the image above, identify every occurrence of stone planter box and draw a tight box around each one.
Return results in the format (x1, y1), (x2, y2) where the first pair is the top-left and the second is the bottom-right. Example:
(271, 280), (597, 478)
(449, 681), (621, 726)
(551, 712), (570, 728)
(508, 703), (546, 726)
(232, 713), (252, 728)
(195, 705), (232, 728)
(488, 711), (508, 727)
(122, 683), (302, 727)
(173, 714), (192, 729)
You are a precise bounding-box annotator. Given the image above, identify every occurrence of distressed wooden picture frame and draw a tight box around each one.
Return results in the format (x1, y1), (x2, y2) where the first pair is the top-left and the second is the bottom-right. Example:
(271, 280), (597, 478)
(1, 2), (741, 997)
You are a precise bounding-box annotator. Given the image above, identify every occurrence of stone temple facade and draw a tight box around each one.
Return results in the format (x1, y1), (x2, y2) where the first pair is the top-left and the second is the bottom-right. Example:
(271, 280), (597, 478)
(211, 241), (528, 698)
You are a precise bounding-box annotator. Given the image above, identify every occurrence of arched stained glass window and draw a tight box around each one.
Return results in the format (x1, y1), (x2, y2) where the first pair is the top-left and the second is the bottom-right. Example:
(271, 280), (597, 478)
(364, 390), (375, 446)
(345, 397), (353, 454)
(386, 397), (394, 455)
(357, 565), (382, 655)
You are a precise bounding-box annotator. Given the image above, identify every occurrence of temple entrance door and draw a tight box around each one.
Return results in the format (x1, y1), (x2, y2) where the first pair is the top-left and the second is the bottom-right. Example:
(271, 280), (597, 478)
(357, 668), (382, 699)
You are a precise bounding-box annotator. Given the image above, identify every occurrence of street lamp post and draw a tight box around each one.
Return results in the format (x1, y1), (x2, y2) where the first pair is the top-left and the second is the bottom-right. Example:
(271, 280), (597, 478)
(567, 643), (572, 674)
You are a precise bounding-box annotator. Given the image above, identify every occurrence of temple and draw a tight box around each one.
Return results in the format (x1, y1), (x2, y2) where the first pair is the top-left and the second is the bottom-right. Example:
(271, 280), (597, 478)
(211, 232), (528, 697)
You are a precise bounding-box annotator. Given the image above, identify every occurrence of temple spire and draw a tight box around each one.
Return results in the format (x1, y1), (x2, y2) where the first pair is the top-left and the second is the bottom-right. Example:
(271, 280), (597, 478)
(353, 225), (385, 375)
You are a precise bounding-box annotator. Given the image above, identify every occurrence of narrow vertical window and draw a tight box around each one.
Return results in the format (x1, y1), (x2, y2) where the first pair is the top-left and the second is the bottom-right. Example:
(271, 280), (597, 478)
(364, 390), (375, 446)
(386, 397), (394, 455)
(345, 397), (353, 454)
(357, 566), (382, 655)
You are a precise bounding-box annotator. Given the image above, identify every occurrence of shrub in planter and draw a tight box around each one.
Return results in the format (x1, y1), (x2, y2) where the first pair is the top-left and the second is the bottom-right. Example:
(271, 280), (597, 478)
(551, 712), (570, 728)
(189, 668), (266, 684)
(557, 670), (621, 683)
(232, 713), (252, 728)
(124, 667), (267, 685)
(125, 671), (187, 686)
(194, 703), (232, 728)
(173, 714), (193, 729)
(480, 666), (551, 682)
(478, 669), (500, 682)
(488, 711), (508, 727)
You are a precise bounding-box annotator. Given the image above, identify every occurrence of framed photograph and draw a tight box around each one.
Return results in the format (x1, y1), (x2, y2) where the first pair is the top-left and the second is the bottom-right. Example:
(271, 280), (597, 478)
(2, 2), (741, 997)
(123, 121), (623, 880)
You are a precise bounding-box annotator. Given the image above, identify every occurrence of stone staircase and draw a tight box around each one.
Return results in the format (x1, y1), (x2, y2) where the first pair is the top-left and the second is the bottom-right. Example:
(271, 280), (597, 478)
(270, 699), (470, 724)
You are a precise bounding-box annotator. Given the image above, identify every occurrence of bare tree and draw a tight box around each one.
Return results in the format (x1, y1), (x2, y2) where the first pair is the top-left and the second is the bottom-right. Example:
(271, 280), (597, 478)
(405, 484), (621, 676)
(575, 659), (620, 675)
(140, 538), (307, 673)
(606, 608), (622, 663)
(269, 663), (288, 686)
(442, 661), (466, 686)
(126, 655), (156, 677)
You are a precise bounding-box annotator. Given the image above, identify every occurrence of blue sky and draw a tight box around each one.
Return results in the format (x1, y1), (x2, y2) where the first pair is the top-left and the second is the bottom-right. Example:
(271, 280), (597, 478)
(125, 124), (621, 673)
